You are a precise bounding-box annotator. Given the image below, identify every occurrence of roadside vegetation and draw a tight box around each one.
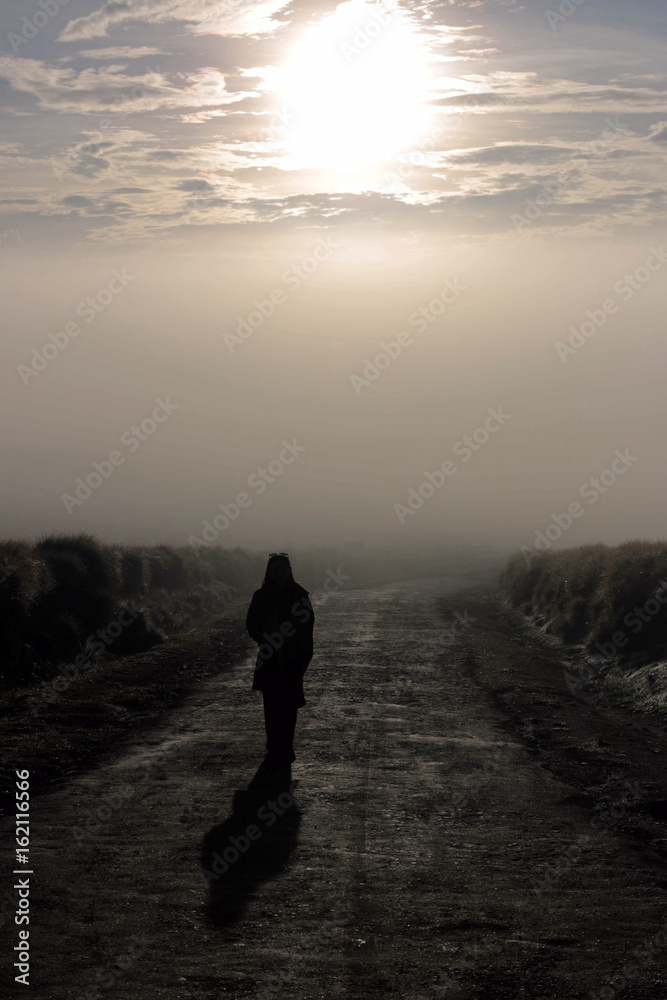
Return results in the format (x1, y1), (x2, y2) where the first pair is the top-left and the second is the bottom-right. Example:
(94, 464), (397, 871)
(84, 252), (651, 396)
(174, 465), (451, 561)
(500, 541), (667, 664)
(0, 533), (502, 691)
(0, 535), (263, 690)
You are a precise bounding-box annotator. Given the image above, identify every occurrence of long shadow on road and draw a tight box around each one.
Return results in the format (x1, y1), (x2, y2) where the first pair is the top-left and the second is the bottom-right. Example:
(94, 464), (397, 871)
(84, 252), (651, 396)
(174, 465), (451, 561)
(200, 764), (302, 928)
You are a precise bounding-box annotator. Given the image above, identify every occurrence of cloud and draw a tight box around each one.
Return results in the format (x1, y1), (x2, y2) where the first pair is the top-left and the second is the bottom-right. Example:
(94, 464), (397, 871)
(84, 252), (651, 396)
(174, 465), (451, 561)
(446, 143), (578, 166)
(7, 166), (665, 247)
(57, 0), (291, 43)
(61, 193), (134, 218)
(48, 129), (150, 179)
(77, 47), (167, 60)
(434, 76), (667, 113)
(61, 150), (111, 179)
(648, 121), (667, 142)
(176, 178), (216, 191)
(63, 195), (95, 207)
(0, 228), (23, 246)
(0, 57), (255, 115)
(2, 3), (666, 251)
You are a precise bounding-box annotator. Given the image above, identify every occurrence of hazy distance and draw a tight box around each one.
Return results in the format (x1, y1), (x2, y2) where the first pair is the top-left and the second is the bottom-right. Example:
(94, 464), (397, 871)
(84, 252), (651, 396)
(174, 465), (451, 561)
(1, 0), (665, 555)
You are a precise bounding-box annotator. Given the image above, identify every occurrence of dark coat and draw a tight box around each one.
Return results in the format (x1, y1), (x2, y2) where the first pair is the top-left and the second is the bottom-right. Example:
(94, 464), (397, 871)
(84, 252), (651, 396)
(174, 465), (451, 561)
(245, 583), (314, 708)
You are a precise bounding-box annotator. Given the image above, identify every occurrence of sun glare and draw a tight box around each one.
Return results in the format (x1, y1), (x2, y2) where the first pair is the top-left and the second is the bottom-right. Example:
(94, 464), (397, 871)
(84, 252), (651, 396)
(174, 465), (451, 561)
(276, 1), (430, 172)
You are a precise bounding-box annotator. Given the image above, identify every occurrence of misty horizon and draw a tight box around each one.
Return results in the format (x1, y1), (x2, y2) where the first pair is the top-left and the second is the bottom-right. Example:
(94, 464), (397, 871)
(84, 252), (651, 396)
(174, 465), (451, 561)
(1, 0), (666, 555)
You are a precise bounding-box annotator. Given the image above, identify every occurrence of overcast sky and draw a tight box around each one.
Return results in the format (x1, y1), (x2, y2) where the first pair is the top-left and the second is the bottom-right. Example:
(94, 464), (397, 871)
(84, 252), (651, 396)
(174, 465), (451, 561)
(1, 0), (665, 555)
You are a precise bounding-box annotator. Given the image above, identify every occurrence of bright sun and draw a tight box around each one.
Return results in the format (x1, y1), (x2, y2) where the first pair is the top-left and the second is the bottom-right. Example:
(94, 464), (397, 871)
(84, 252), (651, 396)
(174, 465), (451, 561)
(275, 0), (430, 172)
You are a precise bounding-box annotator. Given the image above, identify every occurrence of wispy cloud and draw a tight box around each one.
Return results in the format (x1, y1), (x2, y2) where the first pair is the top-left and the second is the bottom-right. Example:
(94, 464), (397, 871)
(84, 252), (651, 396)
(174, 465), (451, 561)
(57, 0), (291, 43)
(434, 75), (667, 113)
(0, 57), (256, 115)
(76, 46), (168, 60)
(648, 120), (667, 142)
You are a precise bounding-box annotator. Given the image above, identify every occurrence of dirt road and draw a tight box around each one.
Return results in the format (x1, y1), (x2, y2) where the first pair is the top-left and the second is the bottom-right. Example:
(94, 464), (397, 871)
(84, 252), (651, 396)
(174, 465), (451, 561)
(4, 577), (667, 999)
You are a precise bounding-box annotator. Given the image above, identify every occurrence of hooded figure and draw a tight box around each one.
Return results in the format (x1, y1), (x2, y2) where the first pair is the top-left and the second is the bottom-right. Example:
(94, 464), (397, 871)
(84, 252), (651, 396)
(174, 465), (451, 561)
(245, 553), (314, 766)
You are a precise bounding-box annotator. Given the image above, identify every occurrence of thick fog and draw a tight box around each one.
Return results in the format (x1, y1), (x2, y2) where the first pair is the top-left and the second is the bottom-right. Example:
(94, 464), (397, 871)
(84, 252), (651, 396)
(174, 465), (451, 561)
(3, 234), (664, 555)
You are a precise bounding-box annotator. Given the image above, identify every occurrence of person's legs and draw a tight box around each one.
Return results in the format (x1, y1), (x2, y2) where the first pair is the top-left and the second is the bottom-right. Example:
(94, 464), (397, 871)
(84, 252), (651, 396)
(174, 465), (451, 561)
(262, 691), (279, 760)
(284, 703), (297, 761)
(262, 690), (297, 764)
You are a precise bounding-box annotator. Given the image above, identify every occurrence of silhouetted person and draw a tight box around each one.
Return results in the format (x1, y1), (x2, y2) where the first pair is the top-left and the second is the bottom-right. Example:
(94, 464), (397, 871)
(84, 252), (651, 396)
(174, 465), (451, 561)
(245, 552), (314, 767)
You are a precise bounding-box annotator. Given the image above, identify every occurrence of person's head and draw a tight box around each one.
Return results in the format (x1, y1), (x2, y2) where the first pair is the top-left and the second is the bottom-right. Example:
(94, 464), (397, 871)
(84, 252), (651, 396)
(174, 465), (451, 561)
(261, 552), (295, 590)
